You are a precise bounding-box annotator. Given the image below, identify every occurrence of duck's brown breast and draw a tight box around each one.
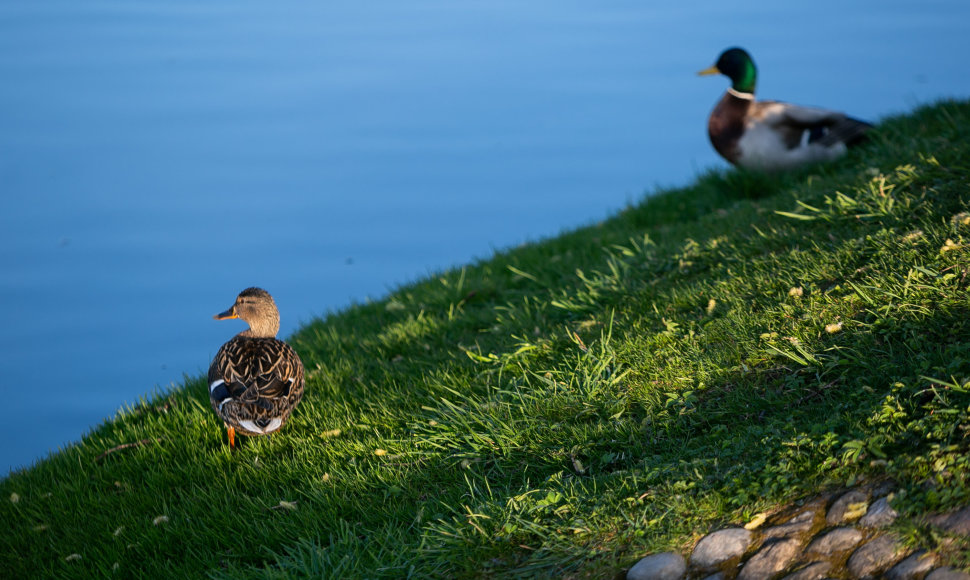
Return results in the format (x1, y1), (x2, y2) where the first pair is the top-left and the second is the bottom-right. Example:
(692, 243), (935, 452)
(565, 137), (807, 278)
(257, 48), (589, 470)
(708, 91), (752, 166)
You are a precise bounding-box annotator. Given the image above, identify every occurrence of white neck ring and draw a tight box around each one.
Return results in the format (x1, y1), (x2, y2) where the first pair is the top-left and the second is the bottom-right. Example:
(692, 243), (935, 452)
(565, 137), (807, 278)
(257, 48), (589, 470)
(728, 88), (755, 100)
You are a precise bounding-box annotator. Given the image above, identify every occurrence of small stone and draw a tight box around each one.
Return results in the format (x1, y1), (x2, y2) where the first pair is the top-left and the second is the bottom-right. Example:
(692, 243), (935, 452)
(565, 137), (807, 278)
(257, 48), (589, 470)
(763, 509), (817, 541)
(871, 480), (896, 498)
(827, 489), (869, 525)
(806, 527), (863, 555)
(929, 506), (970, 536)
(926, 567), (970, 580)
(782, 561), (832, 580)
(886, 551), (937, 580)
(690, 528), (752, 571)
(847, 534), (908, 578)
(859, 496), (898, 528)
(738, 538), (801, 580)
(626, 552), (686, 580)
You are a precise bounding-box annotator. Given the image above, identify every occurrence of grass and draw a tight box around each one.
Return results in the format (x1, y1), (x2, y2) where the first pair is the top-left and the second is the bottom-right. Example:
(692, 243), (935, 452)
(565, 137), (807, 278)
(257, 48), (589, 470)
(3, 99), (970, 579)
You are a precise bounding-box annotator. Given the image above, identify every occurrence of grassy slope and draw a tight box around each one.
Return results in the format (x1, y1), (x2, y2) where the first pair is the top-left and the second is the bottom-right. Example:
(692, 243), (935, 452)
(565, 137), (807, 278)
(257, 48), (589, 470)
(3, 100), (970, 579)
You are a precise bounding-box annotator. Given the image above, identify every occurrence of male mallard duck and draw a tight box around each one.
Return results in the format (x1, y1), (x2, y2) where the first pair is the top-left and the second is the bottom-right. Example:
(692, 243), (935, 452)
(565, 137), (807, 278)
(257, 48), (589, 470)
(208, 287), (305, 448)
(699, 47), (871, 171)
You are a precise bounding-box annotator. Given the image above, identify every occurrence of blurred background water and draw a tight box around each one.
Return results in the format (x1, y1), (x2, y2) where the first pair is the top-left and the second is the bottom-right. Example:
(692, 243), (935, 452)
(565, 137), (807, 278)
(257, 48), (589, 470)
(2, 0), (968, 475)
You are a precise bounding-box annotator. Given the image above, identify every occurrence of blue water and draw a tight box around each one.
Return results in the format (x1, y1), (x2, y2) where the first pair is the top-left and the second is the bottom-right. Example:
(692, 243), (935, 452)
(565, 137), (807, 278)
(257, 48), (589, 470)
(2, 0), (968, 475)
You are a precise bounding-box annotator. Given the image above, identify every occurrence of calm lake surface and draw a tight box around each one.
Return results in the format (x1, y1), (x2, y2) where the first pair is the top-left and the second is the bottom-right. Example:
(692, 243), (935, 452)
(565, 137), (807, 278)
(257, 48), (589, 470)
(2, 0), (968, 475)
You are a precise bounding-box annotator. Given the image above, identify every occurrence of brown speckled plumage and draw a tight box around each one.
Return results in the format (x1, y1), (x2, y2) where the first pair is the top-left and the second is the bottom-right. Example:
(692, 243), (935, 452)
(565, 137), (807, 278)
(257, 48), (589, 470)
(208, 287), (304, 446)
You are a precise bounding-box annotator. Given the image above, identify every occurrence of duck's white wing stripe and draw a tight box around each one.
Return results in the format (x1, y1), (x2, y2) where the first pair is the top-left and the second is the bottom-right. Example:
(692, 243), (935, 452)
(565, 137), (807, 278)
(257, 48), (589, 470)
(217, 398), (233, 413)
(209, 379), (225, 393)
(239, 418), (283, 434)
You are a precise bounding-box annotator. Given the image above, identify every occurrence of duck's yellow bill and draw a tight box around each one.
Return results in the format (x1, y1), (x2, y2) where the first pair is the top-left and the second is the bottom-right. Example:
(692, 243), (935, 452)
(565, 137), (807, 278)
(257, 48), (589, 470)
(697, 65), (720, 76)
(214, 308), (239, 320)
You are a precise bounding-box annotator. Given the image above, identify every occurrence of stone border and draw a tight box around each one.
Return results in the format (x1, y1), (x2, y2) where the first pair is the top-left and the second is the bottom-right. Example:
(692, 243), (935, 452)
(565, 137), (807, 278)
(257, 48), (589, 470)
(626, 482), (970, 580)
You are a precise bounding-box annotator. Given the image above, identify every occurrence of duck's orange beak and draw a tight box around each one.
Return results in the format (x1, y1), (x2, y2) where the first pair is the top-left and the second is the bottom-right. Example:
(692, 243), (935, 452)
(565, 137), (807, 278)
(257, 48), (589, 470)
(214, 306), (238, 320)
(697, 65), (720, 76)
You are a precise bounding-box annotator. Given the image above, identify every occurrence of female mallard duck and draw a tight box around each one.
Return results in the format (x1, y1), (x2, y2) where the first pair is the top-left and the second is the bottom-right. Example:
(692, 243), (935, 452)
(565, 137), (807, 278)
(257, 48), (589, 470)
(208, 287), (305, 448)
(699, 47), (871, 171)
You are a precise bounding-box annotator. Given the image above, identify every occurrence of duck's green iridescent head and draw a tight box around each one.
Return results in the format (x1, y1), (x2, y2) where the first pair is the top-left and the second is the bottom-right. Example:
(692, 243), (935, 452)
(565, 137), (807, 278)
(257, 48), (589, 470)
(699, 47), (757, 94)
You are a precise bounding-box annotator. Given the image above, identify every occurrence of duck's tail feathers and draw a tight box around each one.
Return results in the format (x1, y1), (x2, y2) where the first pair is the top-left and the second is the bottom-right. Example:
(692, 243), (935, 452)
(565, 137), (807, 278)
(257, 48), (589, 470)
(811, 117), (872, 148)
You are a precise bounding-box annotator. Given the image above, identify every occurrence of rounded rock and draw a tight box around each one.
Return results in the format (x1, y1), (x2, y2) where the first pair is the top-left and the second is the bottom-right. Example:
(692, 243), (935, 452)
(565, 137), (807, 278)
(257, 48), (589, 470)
(738, 538), (801, 580)
(782, 561), (832, 580)
(929, 506), (970, 536)
(859, 496), (899, 528)
(627, 552), (686, 580)
(871, 480), (897, 497)
(689, 528), (752, 571)
(805, 527), (863, 556)
(763, 509), (817, 541)
(886, 551), (937, 580)
(847, 534), (907, 578)
(926, 567), (970, 580)
(826, 489), (869, 525)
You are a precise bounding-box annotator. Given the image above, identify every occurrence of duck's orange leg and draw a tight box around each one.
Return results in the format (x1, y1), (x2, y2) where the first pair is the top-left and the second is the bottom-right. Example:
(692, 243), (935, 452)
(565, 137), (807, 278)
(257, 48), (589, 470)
(227, 426), (236, 449)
